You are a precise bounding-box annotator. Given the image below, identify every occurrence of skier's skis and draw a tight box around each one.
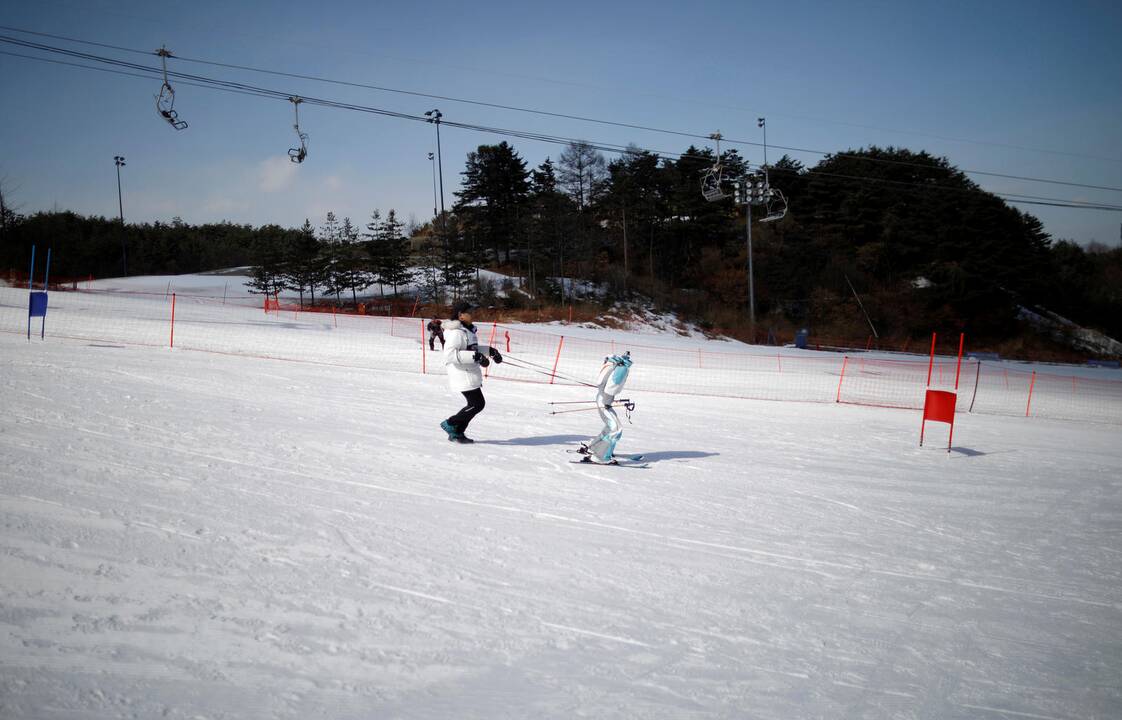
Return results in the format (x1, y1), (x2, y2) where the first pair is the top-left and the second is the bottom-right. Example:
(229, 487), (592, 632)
(570, 456), (649, 469)
(567, 447), (644, 462)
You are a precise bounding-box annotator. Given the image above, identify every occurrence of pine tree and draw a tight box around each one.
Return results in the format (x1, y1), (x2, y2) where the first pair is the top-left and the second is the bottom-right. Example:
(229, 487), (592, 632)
(335, 216), (370, 306)
(379, 209), (414, 296)
(318, 211), (343, 303)
(362, 209), (385, 298)
(282, 219), (321, 307)
(529, 158), (574, 302)
(244, 224), (289, 298)
(454, 141), (530, 268)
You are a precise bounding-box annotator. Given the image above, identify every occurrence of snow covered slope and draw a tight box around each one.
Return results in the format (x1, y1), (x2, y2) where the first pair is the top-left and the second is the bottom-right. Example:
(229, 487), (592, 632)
(2, 318), (1121, 718)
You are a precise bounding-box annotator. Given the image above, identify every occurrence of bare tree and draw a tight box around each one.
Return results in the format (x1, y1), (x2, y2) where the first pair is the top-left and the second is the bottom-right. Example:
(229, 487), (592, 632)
(557, 141), (606, 211)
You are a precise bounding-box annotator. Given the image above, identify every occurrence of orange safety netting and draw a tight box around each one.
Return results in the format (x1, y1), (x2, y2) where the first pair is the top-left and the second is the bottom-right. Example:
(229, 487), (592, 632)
(2, 286), (1120, 425)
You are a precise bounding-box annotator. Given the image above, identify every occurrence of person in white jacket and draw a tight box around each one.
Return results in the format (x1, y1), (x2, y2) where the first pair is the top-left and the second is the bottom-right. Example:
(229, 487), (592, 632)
(440, 301), (502, 443)
(580, 351), (632, 463)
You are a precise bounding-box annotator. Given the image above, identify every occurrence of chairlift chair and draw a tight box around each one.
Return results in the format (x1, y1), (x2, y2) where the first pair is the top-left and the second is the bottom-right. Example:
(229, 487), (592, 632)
(759, 186), (788, 223)
(154, 47), (188, 130)
(700, 132), (731, 202)
(288, 97), (309, 163)
(701, 165), (729, 202)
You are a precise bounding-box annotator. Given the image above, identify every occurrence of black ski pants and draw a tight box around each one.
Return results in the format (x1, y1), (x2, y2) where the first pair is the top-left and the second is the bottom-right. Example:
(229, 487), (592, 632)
(447, 388), (485, 433)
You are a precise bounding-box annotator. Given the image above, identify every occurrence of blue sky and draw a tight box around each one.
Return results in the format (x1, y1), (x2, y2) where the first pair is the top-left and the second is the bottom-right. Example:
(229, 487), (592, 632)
(2, 0), (1120, 246)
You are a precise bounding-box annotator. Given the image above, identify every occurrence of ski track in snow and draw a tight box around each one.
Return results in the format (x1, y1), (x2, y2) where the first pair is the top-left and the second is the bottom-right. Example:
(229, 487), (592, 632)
(2, 330), (1121, 719)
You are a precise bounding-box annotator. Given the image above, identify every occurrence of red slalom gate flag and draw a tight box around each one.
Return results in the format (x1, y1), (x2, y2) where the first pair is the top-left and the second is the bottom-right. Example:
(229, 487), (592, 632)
(920, 389), (958, 451)
(920, 332), (964, 452)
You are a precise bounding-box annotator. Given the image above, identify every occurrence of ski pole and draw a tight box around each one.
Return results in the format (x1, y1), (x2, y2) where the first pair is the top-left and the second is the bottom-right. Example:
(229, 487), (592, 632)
(548, 401), (634, 415)
(502, 355), (597, 388)
(547, 398), (632, 405)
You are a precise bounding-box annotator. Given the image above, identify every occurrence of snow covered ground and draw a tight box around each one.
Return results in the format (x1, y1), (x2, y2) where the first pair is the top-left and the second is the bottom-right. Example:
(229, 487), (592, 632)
(3, 285), (1122, 719)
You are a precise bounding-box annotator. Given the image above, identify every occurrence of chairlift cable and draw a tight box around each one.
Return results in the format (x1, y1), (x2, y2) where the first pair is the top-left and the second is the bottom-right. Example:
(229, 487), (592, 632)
(1, 25), (1119, 191)
(2, 40), (1120, 213)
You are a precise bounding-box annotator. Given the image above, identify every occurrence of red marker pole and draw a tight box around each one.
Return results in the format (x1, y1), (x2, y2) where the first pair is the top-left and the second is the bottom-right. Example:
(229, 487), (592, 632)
(926, 332), (937, 387)
(550, 336), (565, 384)
(954, 333), (964, 390)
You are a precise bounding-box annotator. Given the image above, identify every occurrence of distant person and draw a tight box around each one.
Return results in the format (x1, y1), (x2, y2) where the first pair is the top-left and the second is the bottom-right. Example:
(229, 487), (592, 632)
(427, 318), (445, 350)
(440, 301), (502, 444)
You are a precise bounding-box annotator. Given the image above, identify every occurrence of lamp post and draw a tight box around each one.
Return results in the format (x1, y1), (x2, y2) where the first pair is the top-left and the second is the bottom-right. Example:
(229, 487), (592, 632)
(758, 117), (767, 168)
(746, 194), (755, 343)
(114, 155), (127, 276)
(745, 117), (767, 343)
(424, 109), (446, 220)
(428, 152), (438, 219)
(424, 109), (449, 281)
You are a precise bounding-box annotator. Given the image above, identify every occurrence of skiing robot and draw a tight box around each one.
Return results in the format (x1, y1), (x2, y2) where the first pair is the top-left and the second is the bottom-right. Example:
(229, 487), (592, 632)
(580, 351), (633, 464)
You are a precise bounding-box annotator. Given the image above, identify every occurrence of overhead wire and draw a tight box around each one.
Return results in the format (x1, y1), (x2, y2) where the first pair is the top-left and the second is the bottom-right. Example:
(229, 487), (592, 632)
(6, 21), (1119, 167)
(2, 25), (1120, 193)
(2, 36), (1120, 213)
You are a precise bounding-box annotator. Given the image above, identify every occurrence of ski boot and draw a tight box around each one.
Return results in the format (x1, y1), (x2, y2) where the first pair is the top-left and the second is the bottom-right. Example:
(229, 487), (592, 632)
(441, 420), (475, 444)
(440, 420), (461, 441)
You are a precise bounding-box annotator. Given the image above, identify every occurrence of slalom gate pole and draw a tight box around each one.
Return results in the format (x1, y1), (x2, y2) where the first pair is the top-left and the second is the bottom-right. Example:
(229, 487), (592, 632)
(969, 360), (982, 413)
(926, 332), (937, 387)
(169, 293), (176, 348)
(954, 333), (964, 390)
(550, 336), (565, 384)
(484, 322), (498, 378)
(836, 356), (848, 403)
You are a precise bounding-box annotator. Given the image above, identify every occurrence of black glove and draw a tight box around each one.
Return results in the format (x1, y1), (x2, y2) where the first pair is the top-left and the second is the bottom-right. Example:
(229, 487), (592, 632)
(473, 351), (490, 367)
(488, 347), (503, 364)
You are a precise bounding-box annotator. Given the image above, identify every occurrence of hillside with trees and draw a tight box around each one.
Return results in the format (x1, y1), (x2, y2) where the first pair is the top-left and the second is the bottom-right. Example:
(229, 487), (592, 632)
(2, 144), (1119, 359)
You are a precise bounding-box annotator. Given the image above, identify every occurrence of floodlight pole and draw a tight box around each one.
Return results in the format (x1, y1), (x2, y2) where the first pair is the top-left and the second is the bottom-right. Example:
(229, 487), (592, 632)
(428, 152), (438, 219)
(746, 201), (755, 343)
(758, 117), (767, 168)
(114, 155), (127, 276)
(425, 110), (446, 220)
(425, 109), (448, 280)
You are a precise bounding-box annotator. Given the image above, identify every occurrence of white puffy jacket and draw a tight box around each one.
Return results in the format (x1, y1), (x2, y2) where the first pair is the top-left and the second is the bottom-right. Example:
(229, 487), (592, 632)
(443, 320), (488, 392)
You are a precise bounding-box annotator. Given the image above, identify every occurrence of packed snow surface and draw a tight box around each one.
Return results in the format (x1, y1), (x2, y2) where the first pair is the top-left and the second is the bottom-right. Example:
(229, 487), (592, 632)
(2, 280), (1121, 719)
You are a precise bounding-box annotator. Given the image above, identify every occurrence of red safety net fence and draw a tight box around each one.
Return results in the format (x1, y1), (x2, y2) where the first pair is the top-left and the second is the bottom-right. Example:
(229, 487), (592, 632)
(3, 285), (1120, 425)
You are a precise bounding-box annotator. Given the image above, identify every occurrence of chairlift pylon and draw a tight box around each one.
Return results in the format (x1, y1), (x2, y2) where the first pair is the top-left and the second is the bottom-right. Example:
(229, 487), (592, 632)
(288, 97), (309, 163)
(154, 46), (188, 130)
(700, 132), (731, 202)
